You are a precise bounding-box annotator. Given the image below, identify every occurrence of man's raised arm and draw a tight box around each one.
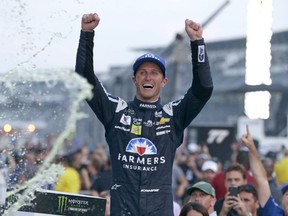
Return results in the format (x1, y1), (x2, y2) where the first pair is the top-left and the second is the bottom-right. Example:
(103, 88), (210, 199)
(241, 125), (271, 207)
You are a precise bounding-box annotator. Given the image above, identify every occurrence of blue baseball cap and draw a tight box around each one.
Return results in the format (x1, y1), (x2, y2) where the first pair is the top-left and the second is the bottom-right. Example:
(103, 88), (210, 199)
(281, 183), (288, 195)
(133, 53), (166, 77)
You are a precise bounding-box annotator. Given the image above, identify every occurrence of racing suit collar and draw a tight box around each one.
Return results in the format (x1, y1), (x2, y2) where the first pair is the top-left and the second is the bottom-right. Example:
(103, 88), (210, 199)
(133, 97), (162, 110)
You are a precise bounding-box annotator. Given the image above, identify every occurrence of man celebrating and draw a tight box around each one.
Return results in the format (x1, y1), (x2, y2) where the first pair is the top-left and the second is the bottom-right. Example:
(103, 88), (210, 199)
(241, 126), (288, 215)
(75, 13), (213, 216)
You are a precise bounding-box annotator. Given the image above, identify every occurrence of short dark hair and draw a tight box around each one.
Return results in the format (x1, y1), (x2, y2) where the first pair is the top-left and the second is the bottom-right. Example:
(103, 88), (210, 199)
(238, 184), (258, 201)
(224, 163), (247, 180)
(179, 202), (209, 216)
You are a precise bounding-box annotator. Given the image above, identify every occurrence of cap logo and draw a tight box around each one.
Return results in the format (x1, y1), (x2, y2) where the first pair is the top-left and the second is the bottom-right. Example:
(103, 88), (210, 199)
(140, 53), (161, 62)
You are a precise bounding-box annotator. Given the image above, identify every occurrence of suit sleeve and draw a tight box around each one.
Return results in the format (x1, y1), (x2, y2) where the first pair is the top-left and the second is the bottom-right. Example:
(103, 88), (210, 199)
(172, 39), (213, 139)
(191, 39), (213, 99)
(75, 30), (117, 129)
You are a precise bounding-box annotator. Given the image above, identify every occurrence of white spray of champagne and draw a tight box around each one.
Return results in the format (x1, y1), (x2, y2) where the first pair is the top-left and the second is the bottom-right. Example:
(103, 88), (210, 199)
(1, 69), (92, 215)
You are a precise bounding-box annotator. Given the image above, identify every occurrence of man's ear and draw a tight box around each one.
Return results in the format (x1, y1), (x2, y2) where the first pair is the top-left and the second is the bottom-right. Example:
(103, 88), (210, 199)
(132, 76), (136, 84)
(161, 78), (168, 87)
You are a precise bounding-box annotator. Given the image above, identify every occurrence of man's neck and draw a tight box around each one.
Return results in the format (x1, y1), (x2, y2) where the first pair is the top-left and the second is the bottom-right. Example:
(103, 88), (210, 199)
(135, 95), (159, 103)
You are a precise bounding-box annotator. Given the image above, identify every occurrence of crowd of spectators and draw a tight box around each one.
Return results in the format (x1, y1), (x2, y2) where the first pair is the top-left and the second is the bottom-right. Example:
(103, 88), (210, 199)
(1, 132), (288, 215)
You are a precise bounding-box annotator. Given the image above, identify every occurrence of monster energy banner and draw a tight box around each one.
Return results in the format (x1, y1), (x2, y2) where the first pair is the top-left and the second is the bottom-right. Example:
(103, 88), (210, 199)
(19, 190), (106, 216)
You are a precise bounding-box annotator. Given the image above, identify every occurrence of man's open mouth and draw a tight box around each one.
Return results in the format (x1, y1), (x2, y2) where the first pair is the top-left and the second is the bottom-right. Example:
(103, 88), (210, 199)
(143, 83), (153, 89)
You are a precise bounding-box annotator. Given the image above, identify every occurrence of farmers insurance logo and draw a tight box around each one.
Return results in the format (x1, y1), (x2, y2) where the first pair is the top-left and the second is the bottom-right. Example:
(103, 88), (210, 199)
(58, 196), (68, 213)
(126, 138), (157, 156)
(120, 138), (165, 172)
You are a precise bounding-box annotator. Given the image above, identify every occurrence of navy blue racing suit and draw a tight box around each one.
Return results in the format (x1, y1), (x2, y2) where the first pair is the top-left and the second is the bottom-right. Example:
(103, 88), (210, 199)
(75, 31), (213, 216)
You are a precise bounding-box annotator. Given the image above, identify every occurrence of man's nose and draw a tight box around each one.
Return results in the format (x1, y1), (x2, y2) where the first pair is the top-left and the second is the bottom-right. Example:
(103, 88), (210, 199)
(144, 73), (152, 79)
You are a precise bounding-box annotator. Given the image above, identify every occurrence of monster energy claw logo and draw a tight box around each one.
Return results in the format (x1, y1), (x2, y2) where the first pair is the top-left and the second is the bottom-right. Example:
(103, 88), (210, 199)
(58, 196), (68, 213)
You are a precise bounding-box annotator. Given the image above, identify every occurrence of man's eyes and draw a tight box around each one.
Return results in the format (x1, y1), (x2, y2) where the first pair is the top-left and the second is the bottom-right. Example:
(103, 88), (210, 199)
(138, 70), (161, 75)
(191, 193), (206, 197)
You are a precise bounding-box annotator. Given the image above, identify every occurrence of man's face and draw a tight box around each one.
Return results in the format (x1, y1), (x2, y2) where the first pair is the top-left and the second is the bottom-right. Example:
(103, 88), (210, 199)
(189, 189), (216, 213)
(72, 151), (83, 169)
(202, 169), (216, 183)
(239, 191), (259, 215)
(132, 62), (168, 102)
(282, 191), (288, 215)
(225, 170), (247, 189)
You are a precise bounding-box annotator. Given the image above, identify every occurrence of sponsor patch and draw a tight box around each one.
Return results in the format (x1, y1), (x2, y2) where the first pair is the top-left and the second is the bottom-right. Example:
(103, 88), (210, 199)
(156, 125), (171, 130)
(111, 184), (121, 190)
(143, 120), (153, 127)
(115, 125), (130, 132)
(133, 118), (142, 125)
(141, 188), (160, 193)
(140, 103), (157, 109)
(156, 117), (170, 125)
(198, 45), (205, 63)
(154, 111), (162, 118)
(124, 108), (135, 117)
(131, 124), (142, 135)
(120, 114), (131, 125)
(120, 138), (165, 172)
(156, 130), (171, 136)
(125, 137), (157, 156)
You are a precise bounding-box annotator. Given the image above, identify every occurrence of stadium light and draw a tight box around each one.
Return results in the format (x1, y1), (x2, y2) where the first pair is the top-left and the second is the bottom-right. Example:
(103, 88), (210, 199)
(28, 123), (36, 133)
(3, 123), (12, 133)
(245, 0), (273, 119)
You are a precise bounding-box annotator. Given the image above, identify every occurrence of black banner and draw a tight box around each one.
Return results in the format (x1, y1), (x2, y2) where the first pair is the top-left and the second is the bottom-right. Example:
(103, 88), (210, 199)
(18, 190), (106, 216)
(188, 125), (236, 163)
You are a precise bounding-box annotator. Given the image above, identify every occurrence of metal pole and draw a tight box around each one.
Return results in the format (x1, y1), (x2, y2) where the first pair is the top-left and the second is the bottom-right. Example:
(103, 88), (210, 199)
(201, 0), (231, 28)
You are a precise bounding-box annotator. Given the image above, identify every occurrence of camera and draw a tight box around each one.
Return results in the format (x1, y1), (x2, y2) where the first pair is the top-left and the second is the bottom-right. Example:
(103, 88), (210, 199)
(228, 187), (238, 196)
